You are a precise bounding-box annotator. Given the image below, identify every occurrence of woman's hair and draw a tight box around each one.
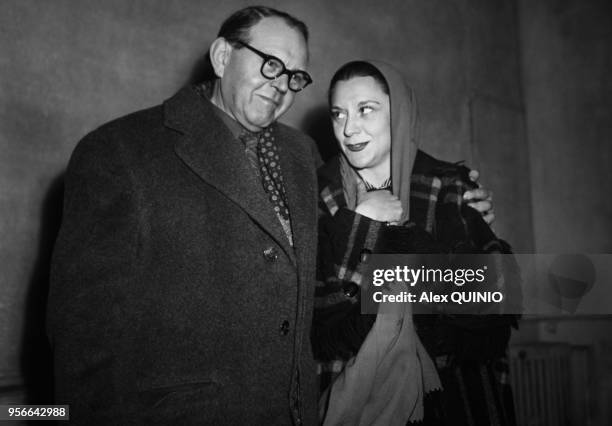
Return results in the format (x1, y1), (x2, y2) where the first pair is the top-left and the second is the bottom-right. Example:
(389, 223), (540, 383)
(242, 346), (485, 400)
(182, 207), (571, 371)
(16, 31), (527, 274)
(218, 6), (309, 46)
(328, 61), (390, 105)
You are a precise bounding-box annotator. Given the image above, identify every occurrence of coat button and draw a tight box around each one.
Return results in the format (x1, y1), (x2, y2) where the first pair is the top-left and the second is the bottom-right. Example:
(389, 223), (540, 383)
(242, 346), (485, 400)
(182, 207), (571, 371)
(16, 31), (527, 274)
(263, 247), (278, 262)
(279, 320), (290, 335)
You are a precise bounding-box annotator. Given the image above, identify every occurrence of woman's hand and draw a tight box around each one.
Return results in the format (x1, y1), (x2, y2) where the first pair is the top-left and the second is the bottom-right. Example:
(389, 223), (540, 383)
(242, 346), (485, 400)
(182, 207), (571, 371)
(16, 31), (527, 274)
(355, 181), (403, 223)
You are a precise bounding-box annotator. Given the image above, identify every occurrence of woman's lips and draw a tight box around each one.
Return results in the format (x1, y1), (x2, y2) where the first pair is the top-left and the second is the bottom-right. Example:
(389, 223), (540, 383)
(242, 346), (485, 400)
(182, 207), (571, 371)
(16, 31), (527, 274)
(346, 141), (369, 152)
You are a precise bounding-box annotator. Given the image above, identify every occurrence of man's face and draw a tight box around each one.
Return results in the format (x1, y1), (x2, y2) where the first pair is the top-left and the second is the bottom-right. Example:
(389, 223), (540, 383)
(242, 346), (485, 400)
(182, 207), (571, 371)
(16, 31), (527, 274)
(219, 17), (309, 131)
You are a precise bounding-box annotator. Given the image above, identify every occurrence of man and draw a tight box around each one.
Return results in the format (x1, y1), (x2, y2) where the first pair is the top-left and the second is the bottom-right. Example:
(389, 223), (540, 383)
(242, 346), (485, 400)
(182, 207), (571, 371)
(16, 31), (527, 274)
(48, 6), (494, 425)
(48, 7), (319, 425)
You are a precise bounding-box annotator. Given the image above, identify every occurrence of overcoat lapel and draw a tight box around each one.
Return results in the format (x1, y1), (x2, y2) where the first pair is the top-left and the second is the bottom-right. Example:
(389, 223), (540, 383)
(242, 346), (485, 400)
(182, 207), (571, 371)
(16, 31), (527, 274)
(165, 87), (296, 264)
(277, 130), (316, 271)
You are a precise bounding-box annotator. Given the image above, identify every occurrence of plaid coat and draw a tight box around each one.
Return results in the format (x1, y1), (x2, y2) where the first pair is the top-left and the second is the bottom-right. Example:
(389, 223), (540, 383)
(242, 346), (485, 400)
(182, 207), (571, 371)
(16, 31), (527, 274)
(312, 150), (521, 425)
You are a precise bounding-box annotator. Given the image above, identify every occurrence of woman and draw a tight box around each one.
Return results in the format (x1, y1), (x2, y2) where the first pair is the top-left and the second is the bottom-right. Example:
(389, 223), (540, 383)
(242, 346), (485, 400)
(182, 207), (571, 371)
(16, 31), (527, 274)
(313, 61), (520, 425)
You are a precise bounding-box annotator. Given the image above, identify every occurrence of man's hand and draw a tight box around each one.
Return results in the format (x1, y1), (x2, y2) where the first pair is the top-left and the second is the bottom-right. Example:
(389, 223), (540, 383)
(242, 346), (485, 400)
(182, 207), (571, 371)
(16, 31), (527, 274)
(355, 180), (403, 223)
(464, 169), (495, 225)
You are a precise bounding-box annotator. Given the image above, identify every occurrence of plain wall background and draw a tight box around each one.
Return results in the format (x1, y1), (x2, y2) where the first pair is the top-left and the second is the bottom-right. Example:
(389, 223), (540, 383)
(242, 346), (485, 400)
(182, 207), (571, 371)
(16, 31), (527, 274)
(519, 0), (612, 252)
(0, 0), (610, 407)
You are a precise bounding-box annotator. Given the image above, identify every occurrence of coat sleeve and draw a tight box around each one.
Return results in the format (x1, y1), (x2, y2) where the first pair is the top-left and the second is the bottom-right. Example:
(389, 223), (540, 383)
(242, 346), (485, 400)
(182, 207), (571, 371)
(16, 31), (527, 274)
(47, 130), (141, 423)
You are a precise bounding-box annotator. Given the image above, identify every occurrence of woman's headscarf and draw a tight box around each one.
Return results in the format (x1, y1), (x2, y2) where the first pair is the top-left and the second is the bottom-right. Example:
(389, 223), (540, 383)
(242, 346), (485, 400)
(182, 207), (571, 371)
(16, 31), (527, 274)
(325, 61), (440, 425)
(339, 60), (419, 224)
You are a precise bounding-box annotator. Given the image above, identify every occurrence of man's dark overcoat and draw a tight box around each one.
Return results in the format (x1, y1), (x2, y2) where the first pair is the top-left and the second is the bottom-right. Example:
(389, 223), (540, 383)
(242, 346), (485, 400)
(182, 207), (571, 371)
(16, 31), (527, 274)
(47, 86), (319, 425)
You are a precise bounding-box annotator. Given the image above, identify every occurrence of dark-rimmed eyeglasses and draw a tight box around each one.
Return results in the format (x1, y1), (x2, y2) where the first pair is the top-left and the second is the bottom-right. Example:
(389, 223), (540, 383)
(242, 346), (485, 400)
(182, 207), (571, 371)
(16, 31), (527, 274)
(236, 41), (313, 92)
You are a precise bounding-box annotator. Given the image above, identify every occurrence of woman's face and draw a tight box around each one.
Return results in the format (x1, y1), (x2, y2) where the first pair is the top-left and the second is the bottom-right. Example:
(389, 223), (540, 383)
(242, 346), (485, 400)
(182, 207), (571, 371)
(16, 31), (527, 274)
(330, 76), (391, 175)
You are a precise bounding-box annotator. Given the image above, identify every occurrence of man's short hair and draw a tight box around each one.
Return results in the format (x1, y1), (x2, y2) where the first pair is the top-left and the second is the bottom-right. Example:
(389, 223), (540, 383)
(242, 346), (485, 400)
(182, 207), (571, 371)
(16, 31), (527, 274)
(218, 6), (309, 46)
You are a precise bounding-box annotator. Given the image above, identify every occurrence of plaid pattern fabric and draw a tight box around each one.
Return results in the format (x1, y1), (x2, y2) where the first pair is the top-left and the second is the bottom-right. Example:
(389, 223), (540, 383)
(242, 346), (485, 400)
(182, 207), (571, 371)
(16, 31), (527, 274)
(313, 150), (520, 425)
(315, 151), (491, 305)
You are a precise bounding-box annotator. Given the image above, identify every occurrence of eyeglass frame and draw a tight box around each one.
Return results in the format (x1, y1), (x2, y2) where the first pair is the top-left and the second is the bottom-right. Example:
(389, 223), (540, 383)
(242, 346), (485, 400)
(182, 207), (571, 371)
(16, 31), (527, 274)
(235, 40), (313, 92)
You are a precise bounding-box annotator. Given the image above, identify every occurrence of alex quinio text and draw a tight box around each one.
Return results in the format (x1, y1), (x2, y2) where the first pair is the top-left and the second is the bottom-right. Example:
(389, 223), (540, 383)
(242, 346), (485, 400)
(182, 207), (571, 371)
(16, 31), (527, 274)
(372, 291), (504, 304)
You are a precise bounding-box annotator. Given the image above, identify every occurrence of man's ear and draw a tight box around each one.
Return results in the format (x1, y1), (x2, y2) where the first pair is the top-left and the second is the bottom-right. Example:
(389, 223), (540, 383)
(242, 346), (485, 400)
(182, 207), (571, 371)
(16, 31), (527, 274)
(209, 37), (233, 78)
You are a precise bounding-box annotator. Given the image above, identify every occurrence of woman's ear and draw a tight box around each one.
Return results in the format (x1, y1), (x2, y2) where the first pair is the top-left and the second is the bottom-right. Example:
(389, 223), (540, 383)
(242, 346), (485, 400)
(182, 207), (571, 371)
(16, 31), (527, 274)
(209, 37), (232, 78)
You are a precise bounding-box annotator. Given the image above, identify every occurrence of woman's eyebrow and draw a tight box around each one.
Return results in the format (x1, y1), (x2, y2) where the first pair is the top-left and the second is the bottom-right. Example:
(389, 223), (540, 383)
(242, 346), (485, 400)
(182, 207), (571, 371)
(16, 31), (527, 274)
(357, 100), (381, 107)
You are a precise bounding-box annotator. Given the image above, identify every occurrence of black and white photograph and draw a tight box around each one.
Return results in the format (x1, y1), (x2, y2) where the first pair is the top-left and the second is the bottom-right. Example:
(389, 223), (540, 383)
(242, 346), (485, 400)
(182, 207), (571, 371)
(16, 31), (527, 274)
(1, 1), (611, 425)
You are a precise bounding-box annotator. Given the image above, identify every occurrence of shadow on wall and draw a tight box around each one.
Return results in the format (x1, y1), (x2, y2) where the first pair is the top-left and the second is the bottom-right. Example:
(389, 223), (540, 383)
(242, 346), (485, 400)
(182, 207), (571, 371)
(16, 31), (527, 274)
(185, 49), (216, 86)
(301, 104), (338, 163)
(19, 173), (64, 404)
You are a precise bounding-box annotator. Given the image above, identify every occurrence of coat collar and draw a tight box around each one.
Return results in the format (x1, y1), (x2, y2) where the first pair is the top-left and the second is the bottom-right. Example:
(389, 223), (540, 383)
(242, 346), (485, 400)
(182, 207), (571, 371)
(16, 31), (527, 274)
(164, 86), (298, 264)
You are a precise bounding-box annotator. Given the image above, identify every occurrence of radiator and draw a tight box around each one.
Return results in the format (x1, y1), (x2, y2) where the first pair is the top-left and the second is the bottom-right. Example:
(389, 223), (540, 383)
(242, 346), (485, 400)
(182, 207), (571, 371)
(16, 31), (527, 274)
(510, 343), (573, 426)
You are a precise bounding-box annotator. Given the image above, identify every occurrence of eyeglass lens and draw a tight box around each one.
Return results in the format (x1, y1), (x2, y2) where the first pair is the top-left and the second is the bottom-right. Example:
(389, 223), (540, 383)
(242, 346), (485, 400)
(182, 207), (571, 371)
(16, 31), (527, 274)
(261, 59), (309, 91)
(238, 41), (311, 91)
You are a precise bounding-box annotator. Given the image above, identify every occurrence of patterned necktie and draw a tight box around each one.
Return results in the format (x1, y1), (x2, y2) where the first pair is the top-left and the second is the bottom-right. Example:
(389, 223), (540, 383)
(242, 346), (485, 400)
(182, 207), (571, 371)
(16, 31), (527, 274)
(239, 128), (292, 243)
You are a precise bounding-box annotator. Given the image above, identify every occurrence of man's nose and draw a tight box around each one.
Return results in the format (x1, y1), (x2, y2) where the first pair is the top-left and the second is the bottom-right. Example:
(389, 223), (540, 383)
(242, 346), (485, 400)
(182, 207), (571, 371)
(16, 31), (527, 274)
(270, 74), (289, 94)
